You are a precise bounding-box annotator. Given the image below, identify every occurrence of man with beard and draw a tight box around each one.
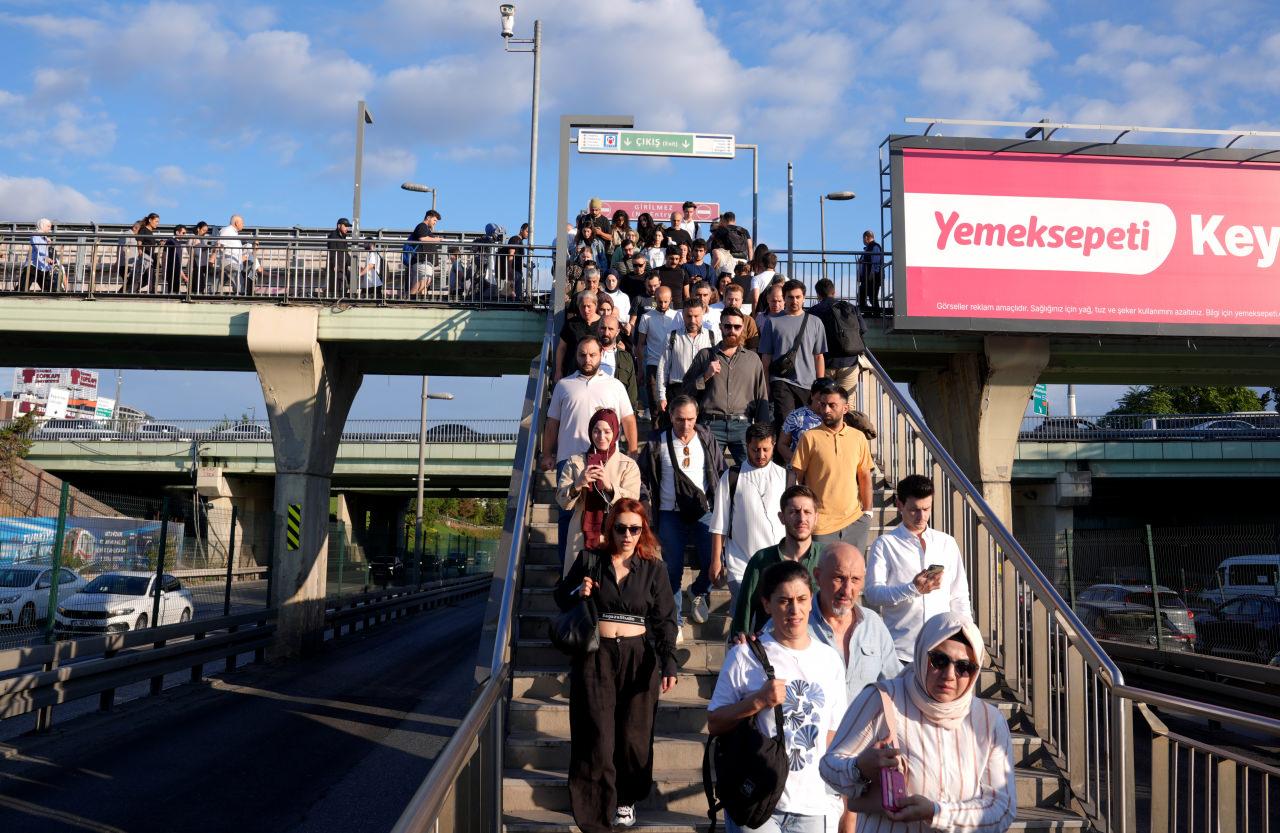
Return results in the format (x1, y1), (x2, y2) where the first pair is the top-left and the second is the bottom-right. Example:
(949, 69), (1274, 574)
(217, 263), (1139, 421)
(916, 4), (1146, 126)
(594, 315), (639, 415)
(730, 485), (825, 640)
(791, 385), (874, 553)
(682, 307), (768, 465)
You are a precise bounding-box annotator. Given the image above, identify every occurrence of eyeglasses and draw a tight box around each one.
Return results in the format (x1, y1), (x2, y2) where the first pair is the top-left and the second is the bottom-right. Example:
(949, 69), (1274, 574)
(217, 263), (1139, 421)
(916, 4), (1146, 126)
(720, 322), (744, 331)
(613, 523), (643, 536)
(926, 651), (978, 678)
(681, 445), (691, 468)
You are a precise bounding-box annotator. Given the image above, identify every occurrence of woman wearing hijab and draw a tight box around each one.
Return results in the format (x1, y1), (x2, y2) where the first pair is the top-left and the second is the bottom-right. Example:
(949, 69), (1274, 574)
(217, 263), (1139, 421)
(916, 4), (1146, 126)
(556, 409), (641, 576)
(554, 498), (677, 832)
(820, 611), (1015, 832)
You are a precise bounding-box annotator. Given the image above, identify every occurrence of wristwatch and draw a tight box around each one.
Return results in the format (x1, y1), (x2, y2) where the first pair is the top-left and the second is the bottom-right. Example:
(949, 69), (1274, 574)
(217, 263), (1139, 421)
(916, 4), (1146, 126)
(847, 766), (873, 797)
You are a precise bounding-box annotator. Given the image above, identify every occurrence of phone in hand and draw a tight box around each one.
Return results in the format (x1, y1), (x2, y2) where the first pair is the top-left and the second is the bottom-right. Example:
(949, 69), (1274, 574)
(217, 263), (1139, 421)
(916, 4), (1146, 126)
(925, 564), (944, 577)
(881, 766), (907, 811)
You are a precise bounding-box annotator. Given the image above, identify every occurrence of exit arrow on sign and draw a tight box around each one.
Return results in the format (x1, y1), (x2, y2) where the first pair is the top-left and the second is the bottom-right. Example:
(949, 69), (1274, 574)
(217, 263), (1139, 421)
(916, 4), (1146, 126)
(578, 128), (736, 159)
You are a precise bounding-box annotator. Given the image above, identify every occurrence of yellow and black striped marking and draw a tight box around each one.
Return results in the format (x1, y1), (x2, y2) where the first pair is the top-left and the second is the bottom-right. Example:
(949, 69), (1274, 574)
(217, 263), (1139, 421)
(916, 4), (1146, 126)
(286, 503), (302, 551)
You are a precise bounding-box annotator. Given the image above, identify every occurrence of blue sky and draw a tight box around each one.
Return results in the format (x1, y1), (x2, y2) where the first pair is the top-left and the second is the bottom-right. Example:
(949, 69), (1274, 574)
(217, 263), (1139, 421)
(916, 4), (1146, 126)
(3, 0), (1277, 421)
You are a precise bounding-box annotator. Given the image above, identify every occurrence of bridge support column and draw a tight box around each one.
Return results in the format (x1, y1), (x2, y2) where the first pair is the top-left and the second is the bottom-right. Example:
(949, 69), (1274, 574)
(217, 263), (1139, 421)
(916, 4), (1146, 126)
(909, 335), (1049, 529)
(247, 307), (362, 659)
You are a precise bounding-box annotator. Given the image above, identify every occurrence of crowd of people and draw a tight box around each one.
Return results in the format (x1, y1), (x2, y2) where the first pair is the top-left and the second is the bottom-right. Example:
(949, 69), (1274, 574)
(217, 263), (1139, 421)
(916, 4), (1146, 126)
(546, 199), (1006, 833)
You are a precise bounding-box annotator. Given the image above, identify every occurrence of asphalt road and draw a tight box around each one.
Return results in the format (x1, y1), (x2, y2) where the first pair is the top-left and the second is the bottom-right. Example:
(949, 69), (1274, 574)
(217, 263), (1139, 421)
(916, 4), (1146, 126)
(0, 594), (486, 833)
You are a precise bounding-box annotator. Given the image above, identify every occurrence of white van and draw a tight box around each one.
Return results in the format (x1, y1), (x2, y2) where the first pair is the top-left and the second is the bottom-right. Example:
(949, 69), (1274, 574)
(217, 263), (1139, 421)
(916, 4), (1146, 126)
(1201, 555), (1280, 605)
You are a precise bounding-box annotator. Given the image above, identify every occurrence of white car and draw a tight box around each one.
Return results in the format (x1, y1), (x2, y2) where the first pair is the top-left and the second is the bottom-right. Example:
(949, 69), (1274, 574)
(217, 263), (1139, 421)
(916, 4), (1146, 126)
(0, 566), (87, 628)
(54, 571), (195, 635)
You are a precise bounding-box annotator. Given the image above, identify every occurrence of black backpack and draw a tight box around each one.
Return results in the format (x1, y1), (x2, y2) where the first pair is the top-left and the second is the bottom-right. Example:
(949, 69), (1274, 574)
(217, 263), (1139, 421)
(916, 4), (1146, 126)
(703, 638), (789, 833)
(823, 300), (866, 358)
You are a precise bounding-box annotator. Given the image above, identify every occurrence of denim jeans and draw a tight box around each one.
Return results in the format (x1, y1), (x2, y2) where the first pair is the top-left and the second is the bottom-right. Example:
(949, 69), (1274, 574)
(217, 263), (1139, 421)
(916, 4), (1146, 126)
(725, 809), (828, 833)
(657, 510), (712, 624)
(700, 416), (749, 466)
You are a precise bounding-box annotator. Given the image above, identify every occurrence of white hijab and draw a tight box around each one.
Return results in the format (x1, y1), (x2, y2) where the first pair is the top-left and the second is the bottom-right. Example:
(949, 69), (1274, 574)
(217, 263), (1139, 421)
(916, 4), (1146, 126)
(906, 611), (986, 730)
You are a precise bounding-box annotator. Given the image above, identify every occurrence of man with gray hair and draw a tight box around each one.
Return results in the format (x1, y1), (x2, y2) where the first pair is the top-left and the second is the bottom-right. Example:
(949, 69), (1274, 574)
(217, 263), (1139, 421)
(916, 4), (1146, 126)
(217, 214), (246, 295)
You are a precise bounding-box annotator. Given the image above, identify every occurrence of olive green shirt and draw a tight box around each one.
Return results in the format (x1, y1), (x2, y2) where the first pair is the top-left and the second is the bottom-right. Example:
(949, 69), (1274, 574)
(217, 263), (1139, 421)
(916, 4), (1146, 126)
(729, 540), (825, 637)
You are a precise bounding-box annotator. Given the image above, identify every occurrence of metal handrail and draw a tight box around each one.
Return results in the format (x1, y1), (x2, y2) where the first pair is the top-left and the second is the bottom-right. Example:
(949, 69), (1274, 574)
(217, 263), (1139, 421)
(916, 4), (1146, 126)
(860, 349), (1126, 686)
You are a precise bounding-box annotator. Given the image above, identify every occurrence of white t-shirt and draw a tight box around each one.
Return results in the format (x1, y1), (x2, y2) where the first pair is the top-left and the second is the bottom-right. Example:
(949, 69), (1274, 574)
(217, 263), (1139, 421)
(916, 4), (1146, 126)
(709, 632), (847, 817)
(638, 308), (679, 367)
(606, 289), (631, 322)
(708, 462), (788, 585)
(362, 251), (382, 288)
(701, 304), (721, 335)
(547, 372), (635, 463)
(657, 430), (706, 512)
(218, 225), (243, 265)
(599, 346), (620, 378)
(751, 269), (776, 299)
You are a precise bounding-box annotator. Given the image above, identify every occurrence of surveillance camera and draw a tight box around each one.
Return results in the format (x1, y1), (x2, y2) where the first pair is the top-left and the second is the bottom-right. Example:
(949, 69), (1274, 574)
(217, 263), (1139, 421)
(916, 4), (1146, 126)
(499, 4), (515, 38)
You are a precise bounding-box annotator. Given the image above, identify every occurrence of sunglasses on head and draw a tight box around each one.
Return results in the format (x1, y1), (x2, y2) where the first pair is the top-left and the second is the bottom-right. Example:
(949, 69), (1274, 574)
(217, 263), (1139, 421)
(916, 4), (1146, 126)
(613, 523), (643, 536)
(927, 650), (978, 677)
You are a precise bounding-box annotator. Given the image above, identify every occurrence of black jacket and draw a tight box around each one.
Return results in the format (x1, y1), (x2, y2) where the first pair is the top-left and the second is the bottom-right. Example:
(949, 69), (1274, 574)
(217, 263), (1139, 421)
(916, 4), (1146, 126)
(637, 424), (726, 530)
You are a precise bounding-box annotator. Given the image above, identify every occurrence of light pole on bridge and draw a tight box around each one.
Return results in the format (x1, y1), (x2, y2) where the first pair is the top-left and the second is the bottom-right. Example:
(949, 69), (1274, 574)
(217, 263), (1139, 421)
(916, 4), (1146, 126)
(415, 378), (454, 583)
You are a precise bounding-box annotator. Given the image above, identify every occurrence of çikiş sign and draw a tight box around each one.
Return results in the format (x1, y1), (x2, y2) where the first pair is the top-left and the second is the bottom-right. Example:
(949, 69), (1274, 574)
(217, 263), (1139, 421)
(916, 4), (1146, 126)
(898, 147), (1280, 332)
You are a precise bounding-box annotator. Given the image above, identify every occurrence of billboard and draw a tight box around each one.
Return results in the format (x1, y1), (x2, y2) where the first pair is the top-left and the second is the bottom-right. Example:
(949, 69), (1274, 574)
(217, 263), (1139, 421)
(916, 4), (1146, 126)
(890, 136), (1280, 336)
(11, 368), (99, 419)
(0, 516), (185, 571)
(596, 200), (721, 226)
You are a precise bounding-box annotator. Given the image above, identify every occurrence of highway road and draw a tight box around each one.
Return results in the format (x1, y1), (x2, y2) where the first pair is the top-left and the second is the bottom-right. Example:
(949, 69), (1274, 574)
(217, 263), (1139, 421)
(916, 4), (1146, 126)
(0, 593), (485, 833)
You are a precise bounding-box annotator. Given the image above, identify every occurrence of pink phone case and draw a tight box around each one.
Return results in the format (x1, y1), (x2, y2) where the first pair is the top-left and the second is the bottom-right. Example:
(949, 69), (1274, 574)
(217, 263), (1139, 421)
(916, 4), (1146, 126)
(881, 766), (907, 812)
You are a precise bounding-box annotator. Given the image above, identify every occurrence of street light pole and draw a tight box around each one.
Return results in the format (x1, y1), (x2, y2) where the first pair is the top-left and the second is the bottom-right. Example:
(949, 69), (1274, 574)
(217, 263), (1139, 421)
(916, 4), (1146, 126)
(414, 377), (454, 584)
(352, 101), (374, 239)
(501, 8), (542, 285)
(735, 143), (759, 244)
(786, 162), (794, 278)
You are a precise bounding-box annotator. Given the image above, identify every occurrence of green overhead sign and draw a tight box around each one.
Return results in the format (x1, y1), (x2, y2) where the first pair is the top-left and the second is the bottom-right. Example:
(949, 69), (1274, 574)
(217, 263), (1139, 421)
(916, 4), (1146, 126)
(1032, 383), (1049, 416)
(577, 129), (735, 159)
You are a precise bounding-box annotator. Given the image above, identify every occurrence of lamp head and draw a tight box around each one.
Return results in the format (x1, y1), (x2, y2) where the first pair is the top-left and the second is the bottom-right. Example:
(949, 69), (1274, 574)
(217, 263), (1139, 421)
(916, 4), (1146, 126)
(499, 4), (515, 38)
(825, 191), (856, 201)
(401, 182), (434, 193)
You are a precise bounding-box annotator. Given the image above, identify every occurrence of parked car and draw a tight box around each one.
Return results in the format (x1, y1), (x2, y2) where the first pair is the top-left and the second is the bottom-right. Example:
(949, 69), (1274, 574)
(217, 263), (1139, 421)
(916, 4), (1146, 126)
(1199, 555), (1280, 606)
(212, 423), (272, 441)
(35, 418), (120, 441)
(1025, 417), (1099, 440)
(1074, 583), (1197, 650)
(54, 571), (194, 635)
(135, 421), (193, 441)
(369, 557), (404, 585)
(1195, 595), (1280, 663)
(423, 424), (486, 443)
(0, 566), (86, 628)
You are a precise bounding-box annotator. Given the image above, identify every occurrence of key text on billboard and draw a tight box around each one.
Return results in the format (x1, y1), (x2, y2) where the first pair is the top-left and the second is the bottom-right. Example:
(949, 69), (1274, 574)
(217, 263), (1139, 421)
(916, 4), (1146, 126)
(890, 138), (1280, 336)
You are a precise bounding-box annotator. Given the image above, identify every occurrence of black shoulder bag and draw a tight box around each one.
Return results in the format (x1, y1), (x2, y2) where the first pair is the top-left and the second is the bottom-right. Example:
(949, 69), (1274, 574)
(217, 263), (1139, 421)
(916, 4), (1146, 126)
(703, 638), (789, 833)
(667, 430), (711, 522)
(549, 551), (600, 655)
(769, 312), (811, 379)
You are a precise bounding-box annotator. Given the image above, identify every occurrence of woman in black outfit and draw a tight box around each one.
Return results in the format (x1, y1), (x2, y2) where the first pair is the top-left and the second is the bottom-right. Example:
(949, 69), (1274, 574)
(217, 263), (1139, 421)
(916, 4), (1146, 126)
(554, 498), (678, 831)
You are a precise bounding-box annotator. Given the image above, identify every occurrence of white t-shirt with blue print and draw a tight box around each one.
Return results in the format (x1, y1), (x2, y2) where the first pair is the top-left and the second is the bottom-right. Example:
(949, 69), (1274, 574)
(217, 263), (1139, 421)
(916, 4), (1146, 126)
(709, 631), (848, 816)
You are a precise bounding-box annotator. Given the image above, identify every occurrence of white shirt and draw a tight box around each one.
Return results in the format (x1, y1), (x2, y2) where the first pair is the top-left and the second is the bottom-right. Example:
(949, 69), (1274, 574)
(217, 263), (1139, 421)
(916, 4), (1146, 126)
(700, 304), (721, 335)
(657, 326), (713, 392)
(362, 251), (382, 288)
(638, 308), (679, 367)
(709, 300), (751, 318)
(217, 225), (243, 265)
(598, 346), (619, 378)
(606, 289), (631, 322)
(710, 632), (847, 817)
(657, 430), (706, 511)
(864, 524), (974, 661)
(708, 462), (787, 584)
(751, 269), (775, 298)
(547, 371), (635, 463)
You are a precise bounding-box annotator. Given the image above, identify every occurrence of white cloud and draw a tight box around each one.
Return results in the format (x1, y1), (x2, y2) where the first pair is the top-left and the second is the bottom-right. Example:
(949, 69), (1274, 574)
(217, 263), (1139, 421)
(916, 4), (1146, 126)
(32, 67), (89, 102)
(0, 174), (119, 222)
(90, 162), (221, 209)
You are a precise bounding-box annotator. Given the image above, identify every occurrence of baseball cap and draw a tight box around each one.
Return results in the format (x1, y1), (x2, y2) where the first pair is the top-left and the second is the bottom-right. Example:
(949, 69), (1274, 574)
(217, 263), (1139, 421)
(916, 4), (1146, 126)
(589, 197), (602, 209)
(337, 217), (351, 226)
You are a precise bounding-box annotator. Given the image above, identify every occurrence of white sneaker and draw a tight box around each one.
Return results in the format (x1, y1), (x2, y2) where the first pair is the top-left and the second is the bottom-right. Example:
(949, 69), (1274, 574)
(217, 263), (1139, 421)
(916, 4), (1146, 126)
(675, 626), (685, 644)
(690, 593), (710, 624)
(613, 805), (636, 827)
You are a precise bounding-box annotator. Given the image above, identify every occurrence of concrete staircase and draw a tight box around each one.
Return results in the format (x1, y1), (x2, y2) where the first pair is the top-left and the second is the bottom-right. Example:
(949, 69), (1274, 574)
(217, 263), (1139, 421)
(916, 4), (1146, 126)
(502, 470), (1088, 831)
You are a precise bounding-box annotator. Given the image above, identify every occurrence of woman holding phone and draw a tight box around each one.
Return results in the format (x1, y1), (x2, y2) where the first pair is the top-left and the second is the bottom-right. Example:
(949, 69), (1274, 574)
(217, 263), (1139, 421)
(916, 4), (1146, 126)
(819, 611), (1015, 832)
(556, 409), (641, 575)
(554, 499), (678, 832)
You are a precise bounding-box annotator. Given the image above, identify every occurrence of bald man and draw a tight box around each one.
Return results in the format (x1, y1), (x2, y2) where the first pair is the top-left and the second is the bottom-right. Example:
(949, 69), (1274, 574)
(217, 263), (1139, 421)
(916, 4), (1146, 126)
(810, 542), (902, 700)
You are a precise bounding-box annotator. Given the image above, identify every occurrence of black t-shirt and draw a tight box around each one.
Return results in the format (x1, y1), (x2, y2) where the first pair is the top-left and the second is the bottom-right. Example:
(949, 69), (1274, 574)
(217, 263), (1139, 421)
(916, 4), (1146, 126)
(507, 234), (525, 276)
(559, 315), (597, 376)
(664, 226), (693, 250)
(709, 224), (750, 257)
(411, 222), (440, 261)
(655, 266), (686, 299)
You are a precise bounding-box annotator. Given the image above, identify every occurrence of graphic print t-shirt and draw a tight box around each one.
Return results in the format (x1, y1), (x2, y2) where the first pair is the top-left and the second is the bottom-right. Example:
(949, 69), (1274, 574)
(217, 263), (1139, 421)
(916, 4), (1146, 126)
(708, 632), (847, 815)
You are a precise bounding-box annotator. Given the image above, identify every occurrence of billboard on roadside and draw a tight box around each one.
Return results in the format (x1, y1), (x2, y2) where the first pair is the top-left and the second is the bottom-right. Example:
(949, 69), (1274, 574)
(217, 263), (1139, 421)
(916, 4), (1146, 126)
(11, 368), (99, 419)
(0, 516), (184, 571)
(889, 136), (1280, 336)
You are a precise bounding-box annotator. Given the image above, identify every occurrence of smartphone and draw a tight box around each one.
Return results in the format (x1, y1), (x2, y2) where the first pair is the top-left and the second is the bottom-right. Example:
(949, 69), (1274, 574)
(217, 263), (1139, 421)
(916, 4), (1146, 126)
(925, 564), (945, 577)
(881, 766), (907, 811)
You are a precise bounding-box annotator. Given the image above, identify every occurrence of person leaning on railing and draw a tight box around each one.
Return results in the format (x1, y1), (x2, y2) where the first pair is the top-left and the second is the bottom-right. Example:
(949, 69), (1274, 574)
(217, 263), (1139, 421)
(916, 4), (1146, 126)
(553, 498), (677, 832)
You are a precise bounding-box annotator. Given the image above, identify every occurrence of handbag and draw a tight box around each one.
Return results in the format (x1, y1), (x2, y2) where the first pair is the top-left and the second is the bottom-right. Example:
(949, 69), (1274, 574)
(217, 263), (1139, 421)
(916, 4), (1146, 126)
(667, 430), (711, 522)
(548, 551), (600, 655)
(769, 312), (811, 378)
(702, 638), (789, 833)
(846, 684), (910, 814)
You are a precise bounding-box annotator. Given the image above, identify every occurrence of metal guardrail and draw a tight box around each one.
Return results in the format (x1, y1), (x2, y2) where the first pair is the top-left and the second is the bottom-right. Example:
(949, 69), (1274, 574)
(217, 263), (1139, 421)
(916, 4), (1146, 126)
(1020, 413), (1280, 442)
(1101, 640), (1280, 715)
(7, 418), (520, 444)
(391, 313), (555, 833)
(1, 233), (551, 308)
(0, 574), (492, 731)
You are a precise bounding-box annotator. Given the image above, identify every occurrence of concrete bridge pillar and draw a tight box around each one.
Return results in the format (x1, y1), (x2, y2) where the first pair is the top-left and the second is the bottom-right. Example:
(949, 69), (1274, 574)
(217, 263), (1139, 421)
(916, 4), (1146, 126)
(247, 307), (362, 659)
(909, 335), (1049, 529)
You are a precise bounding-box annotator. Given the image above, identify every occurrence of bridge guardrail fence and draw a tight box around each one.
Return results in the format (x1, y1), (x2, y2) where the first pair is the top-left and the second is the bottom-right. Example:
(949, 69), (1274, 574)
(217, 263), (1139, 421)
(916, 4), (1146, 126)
(6, 417), (521, 444)
(1020, 412), (1280, 442)
(1, 232), (554, 308)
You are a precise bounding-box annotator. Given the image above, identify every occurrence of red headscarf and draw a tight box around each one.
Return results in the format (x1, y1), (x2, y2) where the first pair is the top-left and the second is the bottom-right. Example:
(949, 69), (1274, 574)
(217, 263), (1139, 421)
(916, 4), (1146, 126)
(581, 409), (620, 550)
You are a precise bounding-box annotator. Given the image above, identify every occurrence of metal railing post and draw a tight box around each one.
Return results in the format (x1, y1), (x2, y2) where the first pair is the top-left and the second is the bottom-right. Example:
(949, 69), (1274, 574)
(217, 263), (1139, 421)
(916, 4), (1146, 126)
(152, 497), (171, 629)
(223, 505), (238, 616)
(1108, 696), (1136, 833)
(1145, 524), (1164, 646)
(42, 482), (71, 643)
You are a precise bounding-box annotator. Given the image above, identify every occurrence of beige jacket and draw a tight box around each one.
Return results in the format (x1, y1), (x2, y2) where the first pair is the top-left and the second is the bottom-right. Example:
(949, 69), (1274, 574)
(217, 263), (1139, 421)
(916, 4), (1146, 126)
(555, 451), (641, 574)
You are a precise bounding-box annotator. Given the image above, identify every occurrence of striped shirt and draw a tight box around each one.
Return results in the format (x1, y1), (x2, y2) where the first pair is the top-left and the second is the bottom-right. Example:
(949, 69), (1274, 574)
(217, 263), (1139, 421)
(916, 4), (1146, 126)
(819, 678), (1016, 832)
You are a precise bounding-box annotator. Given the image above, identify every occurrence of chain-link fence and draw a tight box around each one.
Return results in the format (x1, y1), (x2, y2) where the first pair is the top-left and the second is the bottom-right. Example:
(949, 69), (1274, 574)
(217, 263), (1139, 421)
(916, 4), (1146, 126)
(1, 476), (269, 651)
(1022, 524), (1280, 665)
(330, 521), (497, 599)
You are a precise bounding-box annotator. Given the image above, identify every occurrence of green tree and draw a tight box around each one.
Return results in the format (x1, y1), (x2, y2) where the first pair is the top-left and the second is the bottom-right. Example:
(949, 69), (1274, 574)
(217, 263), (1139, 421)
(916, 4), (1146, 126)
(482, 499), (506, 527)
(0, 414), (36, 479)
(1107, 385), (1266, 416)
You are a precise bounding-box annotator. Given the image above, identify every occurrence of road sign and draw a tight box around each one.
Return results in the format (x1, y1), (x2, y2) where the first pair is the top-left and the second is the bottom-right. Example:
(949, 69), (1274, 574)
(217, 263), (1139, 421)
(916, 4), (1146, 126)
(597, 200), (721, 224)
(578, 129), (735, 159)
(1032, 383), (1049, 416)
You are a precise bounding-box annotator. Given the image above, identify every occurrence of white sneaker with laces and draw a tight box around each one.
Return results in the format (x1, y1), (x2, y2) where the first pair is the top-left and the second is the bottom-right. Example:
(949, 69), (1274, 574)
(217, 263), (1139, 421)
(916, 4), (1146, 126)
(675, 625), (685, 644)
(613, 805), (636, 827)
(690, 593), (710, 624)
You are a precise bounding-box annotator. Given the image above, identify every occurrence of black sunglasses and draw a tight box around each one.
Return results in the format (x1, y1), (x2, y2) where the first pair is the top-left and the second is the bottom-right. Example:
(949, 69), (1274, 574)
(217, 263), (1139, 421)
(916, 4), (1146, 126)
(613, 523), (643, 536)
(927, 651), (978, 678)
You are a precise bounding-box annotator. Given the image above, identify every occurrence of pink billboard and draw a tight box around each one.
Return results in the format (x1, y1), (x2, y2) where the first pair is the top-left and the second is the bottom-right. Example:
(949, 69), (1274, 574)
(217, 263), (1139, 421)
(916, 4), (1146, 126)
(597, 200), (720, 225)
(894, 143), (1280, 333)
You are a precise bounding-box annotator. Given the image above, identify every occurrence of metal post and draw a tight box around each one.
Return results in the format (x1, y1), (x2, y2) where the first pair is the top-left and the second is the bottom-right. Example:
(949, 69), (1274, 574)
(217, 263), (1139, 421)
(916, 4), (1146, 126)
(152, 497), (171, 629)
(1067, 383), (1077, 417)
(43, 482), (71, 643)
(1065, 527), (1077, 608)
(786, 162), (794, 276)
(735, 143), (759, 244)
(336, 520), (347, 601)
(352, 100), (369, 238)
(223, 505), (238, 617)
(819, 195), (827, 280)
(527, 21), (541, 248)
(1145, 524), (1164, 647)
(415, 375), (429, 586)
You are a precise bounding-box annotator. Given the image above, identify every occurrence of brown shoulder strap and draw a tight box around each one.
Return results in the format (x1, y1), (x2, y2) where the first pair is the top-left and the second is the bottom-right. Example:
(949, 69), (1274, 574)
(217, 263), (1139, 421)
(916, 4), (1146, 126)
(876, 684), (899, 747)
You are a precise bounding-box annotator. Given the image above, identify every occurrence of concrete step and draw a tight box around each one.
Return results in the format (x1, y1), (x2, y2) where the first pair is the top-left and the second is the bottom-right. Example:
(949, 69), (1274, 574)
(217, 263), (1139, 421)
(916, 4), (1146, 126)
(510, 696), (710, 735)
(513, 667), (722, 701)
(529, 503), (560, 524)
(522, 563), (709, 589)
(503, 806), (1088, 832)
(520, 587), (733, 615)
(518, 611), (731, 643)
(514, 638), (727, 673)
(502, 763), (1064, 813)
(526, 543), (561, 567)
